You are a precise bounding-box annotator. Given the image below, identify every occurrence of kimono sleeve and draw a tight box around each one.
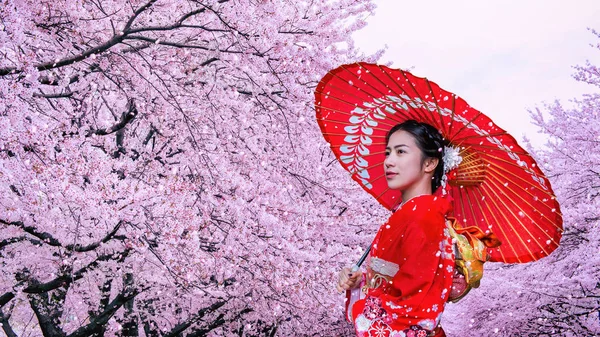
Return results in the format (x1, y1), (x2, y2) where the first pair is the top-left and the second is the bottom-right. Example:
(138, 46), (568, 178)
(380, 211), (446, 307)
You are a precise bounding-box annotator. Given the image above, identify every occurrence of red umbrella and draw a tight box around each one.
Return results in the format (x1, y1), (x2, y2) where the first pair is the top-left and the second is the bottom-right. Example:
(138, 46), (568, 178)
(315, 62), (562, 264)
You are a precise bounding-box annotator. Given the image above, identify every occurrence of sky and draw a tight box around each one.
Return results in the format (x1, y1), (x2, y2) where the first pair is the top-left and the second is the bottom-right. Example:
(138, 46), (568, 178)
(353, 0), (600, 147)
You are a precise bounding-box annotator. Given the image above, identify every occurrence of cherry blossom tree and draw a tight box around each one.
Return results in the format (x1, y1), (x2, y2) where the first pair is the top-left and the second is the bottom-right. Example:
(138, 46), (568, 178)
(0, 0), (383, 335)
(442, 30), (600, 336)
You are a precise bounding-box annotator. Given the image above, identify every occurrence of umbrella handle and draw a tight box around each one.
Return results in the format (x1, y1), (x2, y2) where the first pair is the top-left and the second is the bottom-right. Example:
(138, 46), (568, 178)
(351, 244), (371, 272)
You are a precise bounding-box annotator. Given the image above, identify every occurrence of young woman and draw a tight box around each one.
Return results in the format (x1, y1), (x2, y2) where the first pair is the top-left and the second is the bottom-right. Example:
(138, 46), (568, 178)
(336, 120), (455, 337)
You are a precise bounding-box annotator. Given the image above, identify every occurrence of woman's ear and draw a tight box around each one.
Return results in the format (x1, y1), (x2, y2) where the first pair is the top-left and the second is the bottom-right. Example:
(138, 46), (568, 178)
(423, 157), (439, 173)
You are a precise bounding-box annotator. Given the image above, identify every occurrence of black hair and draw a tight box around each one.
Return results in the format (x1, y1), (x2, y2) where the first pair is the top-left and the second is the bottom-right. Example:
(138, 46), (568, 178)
(385, 120), (446, 192)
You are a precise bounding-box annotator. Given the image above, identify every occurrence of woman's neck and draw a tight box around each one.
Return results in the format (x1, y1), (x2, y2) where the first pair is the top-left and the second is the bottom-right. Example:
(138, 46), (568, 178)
(401, 184), (432, 206)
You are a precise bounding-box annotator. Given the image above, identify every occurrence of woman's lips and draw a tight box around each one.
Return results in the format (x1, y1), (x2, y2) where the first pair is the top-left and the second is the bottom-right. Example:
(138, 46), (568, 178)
(385, 172), (398, 179)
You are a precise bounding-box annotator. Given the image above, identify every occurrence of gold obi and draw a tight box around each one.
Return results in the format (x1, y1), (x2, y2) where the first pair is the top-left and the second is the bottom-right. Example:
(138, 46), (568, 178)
(446, 217), (502, 302)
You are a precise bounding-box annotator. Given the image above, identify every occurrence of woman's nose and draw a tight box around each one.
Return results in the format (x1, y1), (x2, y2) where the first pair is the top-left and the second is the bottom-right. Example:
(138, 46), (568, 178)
(384, 156), (393, 168)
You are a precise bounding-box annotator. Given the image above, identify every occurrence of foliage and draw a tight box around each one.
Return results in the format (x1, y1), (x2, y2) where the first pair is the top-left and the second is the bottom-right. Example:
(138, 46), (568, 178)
(443, 30), (600, 337)
(0, 0), (382, 335)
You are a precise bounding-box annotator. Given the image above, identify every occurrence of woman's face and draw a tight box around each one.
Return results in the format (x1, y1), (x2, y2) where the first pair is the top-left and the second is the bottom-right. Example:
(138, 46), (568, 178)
(384, 130), (427, 191)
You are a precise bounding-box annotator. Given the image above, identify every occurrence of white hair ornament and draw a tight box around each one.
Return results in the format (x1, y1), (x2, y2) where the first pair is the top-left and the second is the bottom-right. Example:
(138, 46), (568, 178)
(440, 146), (463, 194)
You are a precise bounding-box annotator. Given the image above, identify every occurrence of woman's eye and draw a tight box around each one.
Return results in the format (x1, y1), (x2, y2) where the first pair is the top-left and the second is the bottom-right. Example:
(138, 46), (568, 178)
(384, 151), (390, 157)
(396, 149), (405, 154)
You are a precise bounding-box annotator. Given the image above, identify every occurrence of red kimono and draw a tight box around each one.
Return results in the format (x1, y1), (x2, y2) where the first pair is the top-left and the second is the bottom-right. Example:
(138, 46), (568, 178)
(347, 195), (455, 337)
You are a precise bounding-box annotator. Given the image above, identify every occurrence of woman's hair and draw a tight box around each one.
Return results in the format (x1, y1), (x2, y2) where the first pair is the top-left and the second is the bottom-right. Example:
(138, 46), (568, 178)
(385, 120), (446, 192)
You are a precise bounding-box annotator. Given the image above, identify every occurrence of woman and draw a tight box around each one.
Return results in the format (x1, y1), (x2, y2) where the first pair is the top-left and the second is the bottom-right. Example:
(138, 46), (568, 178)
(336, 120), (455, 337)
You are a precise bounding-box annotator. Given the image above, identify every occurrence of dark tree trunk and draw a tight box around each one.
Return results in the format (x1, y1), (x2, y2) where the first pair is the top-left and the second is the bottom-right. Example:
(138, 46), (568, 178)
(118, 273), (139, 337)
(0, 307), (18, 337)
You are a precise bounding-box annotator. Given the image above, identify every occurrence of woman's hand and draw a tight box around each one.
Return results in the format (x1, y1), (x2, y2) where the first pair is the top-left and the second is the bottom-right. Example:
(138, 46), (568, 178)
(336, 267), (362, 293)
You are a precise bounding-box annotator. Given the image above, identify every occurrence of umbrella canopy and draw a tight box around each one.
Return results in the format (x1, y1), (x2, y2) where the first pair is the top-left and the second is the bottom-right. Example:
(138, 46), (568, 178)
(315, 62), (562, 264)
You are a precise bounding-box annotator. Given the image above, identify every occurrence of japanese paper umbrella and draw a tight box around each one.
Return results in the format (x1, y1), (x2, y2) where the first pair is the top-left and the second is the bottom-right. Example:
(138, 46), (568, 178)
(315, 62), (562, 264)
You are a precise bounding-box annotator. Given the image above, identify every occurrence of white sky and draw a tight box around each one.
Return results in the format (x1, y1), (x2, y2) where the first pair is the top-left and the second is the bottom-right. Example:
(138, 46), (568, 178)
(353, 0), (600, 147)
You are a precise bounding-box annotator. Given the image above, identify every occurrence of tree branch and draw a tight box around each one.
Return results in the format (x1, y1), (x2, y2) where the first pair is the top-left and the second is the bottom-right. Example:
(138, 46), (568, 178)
(0, 0), (159, 77)
(278, 29), (315, 35)
(0, 293), (15, 308)
(28, 290), (67, 337)
(0, 236), (39, 251)
(123, 0), (158, 32)
(186, 314), (226, 337)
(86, 98), (138, 136)
(33, 91), (74, 98)
(0, 32), (127, 76)
(126, 8), (208, 34)
(2, 219), (124, 252)
(67, 288), (141, 337)
(65, 220), (124, 252)
(0, 307), (17, 337)
(164, 301), (226, 337)
(123, 35), (215, 51)
(2, 249), (132, 333)
(1, 219), (62, 247)
(0, 1), (217, 77)
(117, 273), (138, 337)
(23, 249), (131, 294)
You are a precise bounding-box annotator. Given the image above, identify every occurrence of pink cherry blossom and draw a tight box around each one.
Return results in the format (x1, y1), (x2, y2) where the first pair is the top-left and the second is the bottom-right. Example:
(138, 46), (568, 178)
(442, 30), (600, 336)
(0, 1), (382, 335)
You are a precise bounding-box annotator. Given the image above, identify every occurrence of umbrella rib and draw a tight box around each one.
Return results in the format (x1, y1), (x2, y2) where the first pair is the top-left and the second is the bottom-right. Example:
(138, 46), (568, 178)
(366, 170), (388, 186)
(457, 167), (488, 174)
(459, 149), (481, 163)
(348, 170), (399, 211)
(316, 92), (413, 131)
(330, 148), (389, 160)
(463, 187), (483, 231)
(340, 63), (402, 99)
(314, 81), (379, 112)
(468, 145), (532, 156)
(320, 132), (387, 139)
(424, 79), (450, 136)
(447, 94), (457, 143)
(315, 117), (399, 133)
(453, 184), (517, 261)
(316, 68), (413, 122)
(328, 143), (386, 150)
(445, 109), (486, 140)
(486, 165), (562, 215)
(357, 64), (440, 127)
(467, 186), (509, 262)
(330, 64), (426, 125)
(458, 168), (487, 175)
(370, 174), (401, 210)
(462, 187), (513, 262)
(483, 179), (556, 259)
(478, 182), (533, 263)
(482, 155), (560, 200)
(357, 65), (423, 112)
(476, 183), (531, 262)
(455, 185), (468, 227)
(393, 69), (440, 127)
(481, 179), (550, 260)
(485, 170), (563, 233)
(325, 64), (390, 100)
(450, 131), (511, 142)
(373, 183), (391, 200)
(353, 160), (384, 174)
(327, 142), (390, 147)
(315, 105), (400, 129)
(483, 152), (540, 168)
